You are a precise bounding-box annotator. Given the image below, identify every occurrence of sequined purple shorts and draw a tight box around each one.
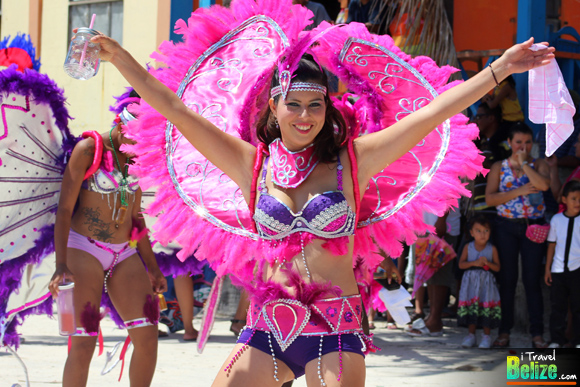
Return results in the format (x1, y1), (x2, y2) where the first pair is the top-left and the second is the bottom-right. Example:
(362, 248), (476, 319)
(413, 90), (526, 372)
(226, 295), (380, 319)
(237, 328), (364, 378)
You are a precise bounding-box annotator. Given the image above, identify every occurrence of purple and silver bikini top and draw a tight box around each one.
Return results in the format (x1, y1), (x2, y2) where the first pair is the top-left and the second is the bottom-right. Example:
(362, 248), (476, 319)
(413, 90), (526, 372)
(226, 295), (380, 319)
(253, 154), (356, 240)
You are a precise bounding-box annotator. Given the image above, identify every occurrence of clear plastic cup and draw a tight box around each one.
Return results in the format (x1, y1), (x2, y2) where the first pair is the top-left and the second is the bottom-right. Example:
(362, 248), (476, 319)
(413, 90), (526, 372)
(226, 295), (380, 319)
(57, 282), (76, 336)
(63, 28), (101, 80)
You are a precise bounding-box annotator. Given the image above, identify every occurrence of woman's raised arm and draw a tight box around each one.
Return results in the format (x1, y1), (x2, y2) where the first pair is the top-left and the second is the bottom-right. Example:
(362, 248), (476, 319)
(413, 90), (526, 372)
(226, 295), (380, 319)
(354, 38), (555, 188)
(91, 33), (256, 195)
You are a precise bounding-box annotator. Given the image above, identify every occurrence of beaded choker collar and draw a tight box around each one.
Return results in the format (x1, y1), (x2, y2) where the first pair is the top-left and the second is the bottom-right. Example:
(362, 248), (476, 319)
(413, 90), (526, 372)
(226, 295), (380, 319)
(268, 138), (319, 189)
(271, 82), (327, 101)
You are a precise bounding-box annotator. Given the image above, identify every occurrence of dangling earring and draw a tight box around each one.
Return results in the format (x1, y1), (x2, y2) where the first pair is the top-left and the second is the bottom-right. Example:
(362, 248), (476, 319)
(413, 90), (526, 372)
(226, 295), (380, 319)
(275, 118), (279, 130)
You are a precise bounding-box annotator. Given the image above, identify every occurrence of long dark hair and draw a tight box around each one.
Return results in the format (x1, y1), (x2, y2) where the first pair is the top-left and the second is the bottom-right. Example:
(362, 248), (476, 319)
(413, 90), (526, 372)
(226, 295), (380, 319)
(255, 54), (347, 163)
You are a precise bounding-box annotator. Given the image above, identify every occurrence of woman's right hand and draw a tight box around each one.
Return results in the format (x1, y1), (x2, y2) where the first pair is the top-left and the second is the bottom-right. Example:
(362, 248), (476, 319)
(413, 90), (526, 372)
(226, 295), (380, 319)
(48, 264), (75, 298)
(73, 28), (121, 62)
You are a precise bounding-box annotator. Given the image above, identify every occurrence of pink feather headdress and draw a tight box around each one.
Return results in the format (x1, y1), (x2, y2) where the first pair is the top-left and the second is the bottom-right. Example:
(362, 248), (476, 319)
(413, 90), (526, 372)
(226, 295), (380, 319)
(274, 25), (342, 100)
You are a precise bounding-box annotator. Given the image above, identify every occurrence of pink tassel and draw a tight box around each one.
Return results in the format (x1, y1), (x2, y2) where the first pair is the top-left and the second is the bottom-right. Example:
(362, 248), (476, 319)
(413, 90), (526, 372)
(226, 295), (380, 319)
(80, 302), (104, 334)
(143, 294), (159, 324)
(129, 226), (149, 248)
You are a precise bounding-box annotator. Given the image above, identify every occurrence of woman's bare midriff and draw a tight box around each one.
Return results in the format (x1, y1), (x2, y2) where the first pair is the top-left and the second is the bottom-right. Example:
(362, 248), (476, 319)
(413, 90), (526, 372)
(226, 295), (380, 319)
(70, 189), (137, 244)
(264, 236), (359, 297)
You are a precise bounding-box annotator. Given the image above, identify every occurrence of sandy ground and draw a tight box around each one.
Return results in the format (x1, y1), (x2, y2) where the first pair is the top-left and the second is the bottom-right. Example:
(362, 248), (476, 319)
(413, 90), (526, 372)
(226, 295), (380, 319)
(1, 310), (533, 387)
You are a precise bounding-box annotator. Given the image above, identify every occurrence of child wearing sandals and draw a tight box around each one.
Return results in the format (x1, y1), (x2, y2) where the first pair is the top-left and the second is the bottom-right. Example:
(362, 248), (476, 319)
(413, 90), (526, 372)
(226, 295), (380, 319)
(457, 216), (501, 348)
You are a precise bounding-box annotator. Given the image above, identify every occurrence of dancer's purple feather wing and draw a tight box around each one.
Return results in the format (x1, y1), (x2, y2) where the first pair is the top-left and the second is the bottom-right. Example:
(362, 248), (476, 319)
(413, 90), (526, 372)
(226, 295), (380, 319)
(0, 66), (74, 348)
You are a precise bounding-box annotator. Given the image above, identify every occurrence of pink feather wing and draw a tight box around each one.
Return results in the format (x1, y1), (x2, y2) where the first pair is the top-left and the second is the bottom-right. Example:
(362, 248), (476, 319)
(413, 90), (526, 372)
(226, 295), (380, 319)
(125, 0), (312, 279)
(313, 23), (483, 270)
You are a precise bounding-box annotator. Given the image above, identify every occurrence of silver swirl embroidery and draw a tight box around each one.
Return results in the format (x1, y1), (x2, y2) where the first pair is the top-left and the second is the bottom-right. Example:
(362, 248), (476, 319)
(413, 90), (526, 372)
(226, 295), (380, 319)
(185, 162), (204, 178)
(166, 16), (291, 238)
(270, 141), (318, 187)
(221, 25), (275, 58)
(368, 62), (424, 94)
(188, 58), (243, 93)
(337, 38), (451, 228)
(395, 97), (432, 122)
(344, 46), (369, 66)
(173, 102), (227, 154)
(273, 163), (297, 185)
(221, 186), (247, 228)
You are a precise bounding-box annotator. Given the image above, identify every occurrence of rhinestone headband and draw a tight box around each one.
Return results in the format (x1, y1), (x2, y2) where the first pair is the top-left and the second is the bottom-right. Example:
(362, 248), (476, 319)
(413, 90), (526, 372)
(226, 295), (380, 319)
(271, 82), (327, 99)
(119, 107), (136, 125)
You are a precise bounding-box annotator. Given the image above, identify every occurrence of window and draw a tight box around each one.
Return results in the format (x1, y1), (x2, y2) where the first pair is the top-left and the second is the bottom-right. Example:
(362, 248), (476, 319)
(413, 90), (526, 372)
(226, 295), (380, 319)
(68, 0), (123, 44)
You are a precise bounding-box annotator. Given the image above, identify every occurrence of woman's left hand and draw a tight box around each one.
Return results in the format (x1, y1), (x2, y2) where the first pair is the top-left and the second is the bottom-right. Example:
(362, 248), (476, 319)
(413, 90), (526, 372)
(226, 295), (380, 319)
(148, 269), (167, 294)
(501, 38), (555, 75)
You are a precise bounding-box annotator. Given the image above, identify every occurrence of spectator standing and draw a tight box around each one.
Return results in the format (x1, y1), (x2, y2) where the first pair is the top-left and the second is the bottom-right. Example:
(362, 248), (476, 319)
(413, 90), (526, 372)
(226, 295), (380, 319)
(335, 0), (349, 24)
(407, 205), (460, 337)
(544, 180), (580, 348)
(485, 123), (551, 348)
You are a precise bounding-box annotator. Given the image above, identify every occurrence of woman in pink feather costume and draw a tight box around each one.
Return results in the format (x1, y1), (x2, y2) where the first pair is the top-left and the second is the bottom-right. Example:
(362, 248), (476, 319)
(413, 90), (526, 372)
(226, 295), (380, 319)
(87, 6), (553, 387)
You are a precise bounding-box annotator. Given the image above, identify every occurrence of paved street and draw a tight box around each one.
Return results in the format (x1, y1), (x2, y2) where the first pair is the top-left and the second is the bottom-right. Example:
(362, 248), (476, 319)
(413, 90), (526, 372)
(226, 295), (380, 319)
(1, 311), (530, 387)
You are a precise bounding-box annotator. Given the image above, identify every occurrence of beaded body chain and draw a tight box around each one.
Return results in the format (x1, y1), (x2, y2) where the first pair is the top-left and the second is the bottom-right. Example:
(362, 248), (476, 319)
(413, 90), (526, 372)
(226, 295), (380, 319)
(108, 127), (130, 226)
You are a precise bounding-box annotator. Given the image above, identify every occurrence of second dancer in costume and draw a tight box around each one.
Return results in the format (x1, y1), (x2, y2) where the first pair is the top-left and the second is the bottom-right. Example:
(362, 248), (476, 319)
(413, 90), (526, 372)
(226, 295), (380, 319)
(48, 93), (167, 387)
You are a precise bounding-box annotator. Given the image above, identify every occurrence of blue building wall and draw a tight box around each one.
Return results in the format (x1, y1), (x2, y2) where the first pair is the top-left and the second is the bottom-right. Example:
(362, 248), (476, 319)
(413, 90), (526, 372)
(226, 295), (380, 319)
(170, 0), (193, 43)
(170, 0), (217, 43)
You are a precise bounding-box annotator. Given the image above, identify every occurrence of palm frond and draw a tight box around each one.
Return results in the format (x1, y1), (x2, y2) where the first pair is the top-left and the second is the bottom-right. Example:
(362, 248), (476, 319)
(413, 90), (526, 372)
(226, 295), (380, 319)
(369, 0), (459, 71)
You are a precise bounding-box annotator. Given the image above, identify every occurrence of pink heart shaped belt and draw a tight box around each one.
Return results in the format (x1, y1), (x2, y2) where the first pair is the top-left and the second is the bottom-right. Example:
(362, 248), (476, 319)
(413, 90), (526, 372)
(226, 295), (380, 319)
(247, 295), (363, 352)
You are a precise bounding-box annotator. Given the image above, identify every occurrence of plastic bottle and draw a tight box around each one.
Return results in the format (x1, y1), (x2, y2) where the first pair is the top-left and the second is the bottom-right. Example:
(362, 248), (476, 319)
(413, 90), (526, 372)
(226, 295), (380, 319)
(57, 282), (76, 336)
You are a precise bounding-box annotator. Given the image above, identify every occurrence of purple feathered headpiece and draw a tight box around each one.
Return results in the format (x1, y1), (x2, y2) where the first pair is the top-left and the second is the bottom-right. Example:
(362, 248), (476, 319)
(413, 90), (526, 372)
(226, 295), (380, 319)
(109, 87), (140, 126)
